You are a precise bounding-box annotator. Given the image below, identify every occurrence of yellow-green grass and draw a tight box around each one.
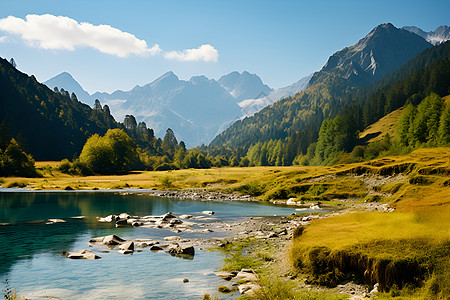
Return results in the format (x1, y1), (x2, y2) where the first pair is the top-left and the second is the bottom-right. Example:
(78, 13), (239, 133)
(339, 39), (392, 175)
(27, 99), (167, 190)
(288, 148), (450, 297)
(359, 107), (404, 143)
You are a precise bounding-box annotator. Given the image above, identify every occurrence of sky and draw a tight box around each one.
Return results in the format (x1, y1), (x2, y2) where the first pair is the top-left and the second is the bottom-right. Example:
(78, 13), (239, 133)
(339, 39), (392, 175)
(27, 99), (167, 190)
(0, 0), (448, 94)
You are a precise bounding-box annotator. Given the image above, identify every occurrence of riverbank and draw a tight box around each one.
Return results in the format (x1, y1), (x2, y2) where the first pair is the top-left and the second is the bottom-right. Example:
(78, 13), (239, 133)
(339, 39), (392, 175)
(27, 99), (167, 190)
(2, 147), (449, 299)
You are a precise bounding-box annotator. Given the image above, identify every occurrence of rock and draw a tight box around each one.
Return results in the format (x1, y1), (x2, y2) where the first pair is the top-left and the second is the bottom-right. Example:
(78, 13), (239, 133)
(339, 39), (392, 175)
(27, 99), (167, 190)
(69, 216), (85, 219)
(149, 245), (163, 251)
(238, 283), (259, 295)
(286, 198), (297, 205)
(202, 229), (214, 233)
(267, 232), (278, 238)
(97, 215), (116, 222)
(65, 249), (101, 260)
(302, 216), (312, 222)
(170, 219), (183, 225)
(47, 219), (66, 224)
(135, 242), (153, 248)
(235, 269), (257, 282)
(119, 241), (134, 251)
(202, 211), (215, 215)
(132, 222), (143, 227)
(183, 278), (189, 283)
(215, 271), (237, 281)
(102, 235), (126, 246)
(162, 212), (177, 220)
(179, 214), (193, 219)
(370, 283), (379, 294)
(164, 236), (182, 241)
(119, 213), (131, 219)
(115, 219), (128, 227)
(168, 243), (195, 256)
(118, 250), (133, 255)
(89, 236), (104, 243)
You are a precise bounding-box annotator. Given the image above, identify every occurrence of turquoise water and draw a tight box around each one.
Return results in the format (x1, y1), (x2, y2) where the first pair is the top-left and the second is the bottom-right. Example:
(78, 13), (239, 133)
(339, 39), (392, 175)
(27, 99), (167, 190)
(0, 191), (302, 299)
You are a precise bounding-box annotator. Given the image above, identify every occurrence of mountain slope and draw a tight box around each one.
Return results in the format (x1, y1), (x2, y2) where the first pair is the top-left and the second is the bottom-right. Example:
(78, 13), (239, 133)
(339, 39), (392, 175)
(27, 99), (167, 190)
(239, 73), (312, 116)
(0, 58), (117, 160)
(403, 25), (450, 45)
(218, 71), (273, 102)
(210, 23), (435, 151)
(92, 72), (242, 147)
(44, 72), (93, 106)
(309, 23), (433, 88)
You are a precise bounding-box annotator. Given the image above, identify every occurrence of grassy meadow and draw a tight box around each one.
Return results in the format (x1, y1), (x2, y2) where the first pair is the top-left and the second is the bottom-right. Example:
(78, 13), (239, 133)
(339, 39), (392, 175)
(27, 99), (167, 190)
(1, 147), (449, 299)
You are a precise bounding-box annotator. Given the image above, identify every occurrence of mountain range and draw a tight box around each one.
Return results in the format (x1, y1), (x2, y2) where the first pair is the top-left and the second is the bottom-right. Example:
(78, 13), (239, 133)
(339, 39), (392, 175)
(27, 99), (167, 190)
(403, 25), (450, 45)
(44, 70), (303, 147)
(210, 23), (437, 151)
(43, 23), (449, 149)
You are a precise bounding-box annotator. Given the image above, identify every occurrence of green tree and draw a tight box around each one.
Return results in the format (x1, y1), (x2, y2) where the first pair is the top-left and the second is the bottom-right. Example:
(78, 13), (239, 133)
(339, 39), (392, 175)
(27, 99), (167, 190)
(79, 129), (140, 174)
(162, 128), (178, 157)
(0, 139), (38, 177)
(438, 103), (450, 145)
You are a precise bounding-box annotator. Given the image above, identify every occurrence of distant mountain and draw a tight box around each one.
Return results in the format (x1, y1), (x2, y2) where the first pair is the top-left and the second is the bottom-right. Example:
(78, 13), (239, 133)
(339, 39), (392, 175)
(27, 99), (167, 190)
(309, 23), (433, 88)
(403, 25), (450, 45)
(218, 71), (273, 102)
(211, 23), (435, 151)
(92, 72), (242, 147)
(44, 72), (93, 106)
(239, 74), (312, 116)
(0, 58), (117, 160)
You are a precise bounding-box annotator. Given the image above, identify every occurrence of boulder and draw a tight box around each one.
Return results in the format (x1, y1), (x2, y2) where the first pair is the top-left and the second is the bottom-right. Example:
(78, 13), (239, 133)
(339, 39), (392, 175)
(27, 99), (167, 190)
(118, 249), (133, 255)
(214, 271), (237, 281)
(169, 219), (183, 225)
(168, 243), (195, 256)
(119, 241), (134, 251)
(202, 211), (215, 215)
(65, 249), (101, 260)
(97, 215), (115, 222)
(286, 198), (297, 205)
(162, 212), (177, 220)
(115, 219), (128, 227)
(89, 236), (104, 243)
(149, 245), (163, 251)
(238, 283), (259, 295)
(235, 269), (257, 282)
(119, 213), (132, 219)
(102, 235), (126, 246)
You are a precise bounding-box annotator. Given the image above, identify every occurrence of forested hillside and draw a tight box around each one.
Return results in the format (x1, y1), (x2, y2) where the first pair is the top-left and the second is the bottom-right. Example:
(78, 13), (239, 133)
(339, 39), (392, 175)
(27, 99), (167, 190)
(0, 57), (118, 160)
(209, 38), (450, 167)
(210, 24), (432, 153)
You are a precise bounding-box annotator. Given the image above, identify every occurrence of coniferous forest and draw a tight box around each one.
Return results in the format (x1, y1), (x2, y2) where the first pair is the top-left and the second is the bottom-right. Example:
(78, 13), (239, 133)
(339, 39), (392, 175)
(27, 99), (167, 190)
(1, 41), (450, 176)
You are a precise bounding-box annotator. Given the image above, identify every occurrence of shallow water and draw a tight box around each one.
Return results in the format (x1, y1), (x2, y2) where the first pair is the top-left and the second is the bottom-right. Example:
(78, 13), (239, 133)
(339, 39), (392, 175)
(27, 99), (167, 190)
(0, 191), (304, 299)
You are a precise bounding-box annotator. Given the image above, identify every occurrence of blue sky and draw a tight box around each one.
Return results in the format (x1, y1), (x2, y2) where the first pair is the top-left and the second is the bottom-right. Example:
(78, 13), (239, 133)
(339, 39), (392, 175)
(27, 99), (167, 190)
(0, 0), (448, 94)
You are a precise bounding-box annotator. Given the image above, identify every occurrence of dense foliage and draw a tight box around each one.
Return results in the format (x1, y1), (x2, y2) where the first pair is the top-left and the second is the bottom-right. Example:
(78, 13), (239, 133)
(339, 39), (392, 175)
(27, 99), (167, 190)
(0, 138), (38, 177)
(0, 57), (118, 160)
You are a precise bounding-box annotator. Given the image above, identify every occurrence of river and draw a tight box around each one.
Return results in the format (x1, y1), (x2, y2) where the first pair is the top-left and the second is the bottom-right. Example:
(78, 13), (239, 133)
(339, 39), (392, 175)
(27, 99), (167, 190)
(0, 190), (304, 299)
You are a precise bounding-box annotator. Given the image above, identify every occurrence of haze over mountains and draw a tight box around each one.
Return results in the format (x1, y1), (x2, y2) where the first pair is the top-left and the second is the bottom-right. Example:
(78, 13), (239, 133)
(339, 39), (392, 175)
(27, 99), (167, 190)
(44, 70), (305, 146)
(43, 23), (449, 149)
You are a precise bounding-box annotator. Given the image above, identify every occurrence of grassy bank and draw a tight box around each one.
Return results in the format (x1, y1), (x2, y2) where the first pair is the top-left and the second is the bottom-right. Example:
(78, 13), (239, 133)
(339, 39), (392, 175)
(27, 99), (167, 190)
(2, 147), (449, 298)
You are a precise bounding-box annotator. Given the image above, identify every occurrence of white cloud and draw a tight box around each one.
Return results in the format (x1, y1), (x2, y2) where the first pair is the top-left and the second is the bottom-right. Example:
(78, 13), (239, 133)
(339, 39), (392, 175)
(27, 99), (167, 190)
(0, 14), (161, 57)
(0, 14), (219, 62)
(164, 44), (219, 62)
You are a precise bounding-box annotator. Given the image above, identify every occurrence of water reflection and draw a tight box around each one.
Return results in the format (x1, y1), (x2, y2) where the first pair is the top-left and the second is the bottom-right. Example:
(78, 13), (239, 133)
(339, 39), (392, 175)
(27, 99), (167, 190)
(0, 191), (301, 299)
